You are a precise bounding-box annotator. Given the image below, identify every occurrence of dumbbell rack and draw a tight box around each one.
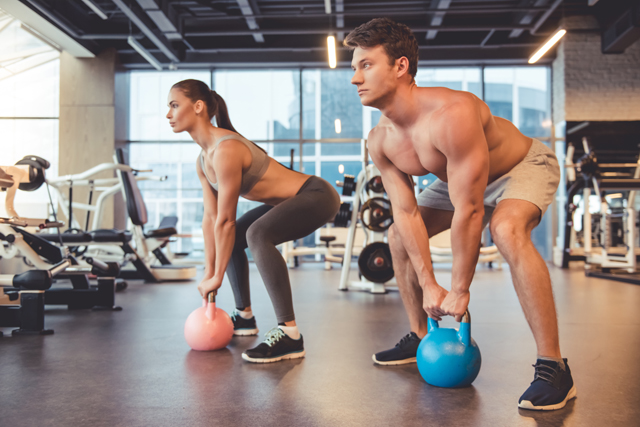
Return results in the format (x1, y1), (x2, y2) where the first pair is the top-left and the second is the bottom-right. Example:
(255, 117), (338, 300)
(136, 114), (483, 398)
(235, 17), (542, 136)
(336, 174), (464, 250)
(338, 165), (396, 294)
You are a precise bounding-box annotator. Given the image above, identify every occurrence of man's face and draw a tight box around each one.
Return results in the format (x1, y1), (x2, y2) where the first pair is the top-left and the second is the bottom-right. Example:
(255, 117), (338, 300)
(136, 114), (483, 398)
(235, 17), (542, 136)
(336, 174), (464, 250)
(350, 45), (398, 108)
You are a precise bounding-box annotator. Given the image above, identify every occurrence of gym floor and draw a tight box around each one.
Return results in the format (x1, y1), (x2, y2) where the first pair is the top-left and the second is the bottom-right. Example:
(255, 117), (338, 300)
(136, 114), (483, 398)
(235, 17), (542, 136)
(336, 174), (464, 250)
(1, 262), (638, 427)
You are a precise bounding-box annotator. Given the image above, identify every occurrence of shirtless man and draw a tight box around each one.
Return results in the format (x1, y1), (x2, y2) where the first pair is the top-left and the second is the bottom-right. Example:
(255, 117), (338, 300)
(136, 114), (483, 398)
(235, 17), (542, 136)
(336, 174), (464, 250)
(344, 18), (575, 410)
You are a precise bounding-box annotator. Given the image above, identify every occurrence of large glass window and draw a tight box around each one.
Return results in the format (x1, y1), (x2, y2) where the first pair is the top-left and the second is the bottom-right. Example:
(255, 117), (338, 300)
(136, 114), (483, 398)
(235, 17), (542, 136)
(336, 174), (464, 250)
(128, 66), (554, 259)
(0, 8), (60, 219)
(129, 70), (210, 142)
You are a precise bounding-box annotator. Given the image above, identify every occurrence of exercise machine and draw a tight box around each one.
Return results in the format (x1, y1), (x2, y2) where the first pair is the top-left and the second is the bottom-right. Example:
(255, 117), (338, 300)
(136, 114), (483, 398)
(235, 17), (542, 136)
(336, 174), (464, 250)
(42, 151), (197, 282)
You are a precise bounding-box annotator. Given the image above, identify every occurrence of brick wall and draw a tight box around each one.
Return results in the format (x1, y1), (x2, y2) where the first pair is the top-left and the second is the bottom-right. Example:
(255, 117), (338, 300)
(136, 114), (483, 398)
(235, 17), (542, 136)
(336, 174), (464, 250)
(553, 16), (640, 123)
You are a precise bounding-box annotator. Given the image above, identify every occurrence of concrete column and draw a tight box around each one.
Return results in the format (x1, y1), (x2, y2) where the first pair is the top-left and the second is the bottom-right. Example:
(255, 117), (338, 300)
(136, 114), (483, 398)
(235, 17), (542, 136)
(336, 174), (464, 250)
(58, 49), (116, 230)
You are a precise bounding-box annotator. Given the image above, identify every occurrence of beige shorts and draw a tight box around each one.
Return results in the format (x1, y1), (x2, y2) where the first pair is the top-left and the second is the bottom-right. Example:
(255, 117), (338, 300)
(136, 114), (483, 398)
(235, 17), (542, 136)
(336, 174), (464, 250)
(417, 139), (560, 227)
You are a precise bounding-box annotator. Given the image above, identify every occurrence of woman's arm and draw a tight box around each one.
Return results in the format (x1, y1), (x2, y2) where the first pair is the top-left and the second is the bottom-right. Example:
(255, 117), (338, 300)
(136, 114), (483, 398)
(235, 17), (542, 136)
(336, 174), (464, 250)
(200, 141), (245, 296)
(196, 156), (218, 281)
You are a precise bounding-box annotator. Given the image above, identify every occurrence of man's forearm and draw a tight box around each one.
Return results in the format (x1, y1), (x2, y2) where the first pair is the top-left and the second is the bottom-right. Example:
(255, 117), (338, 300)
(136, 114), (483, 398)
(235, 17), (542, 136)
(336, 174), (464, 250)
(450, 208), (484, 293)
(393, 209), (438, 288)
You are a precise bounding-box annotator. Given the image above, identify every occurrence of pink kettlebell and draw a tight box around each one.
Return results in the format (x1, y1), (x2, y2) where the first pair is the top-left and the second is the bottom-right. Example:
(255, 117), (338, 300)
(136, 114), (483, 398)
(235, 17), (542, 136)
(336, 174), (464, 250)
(184, 291), (234, 351)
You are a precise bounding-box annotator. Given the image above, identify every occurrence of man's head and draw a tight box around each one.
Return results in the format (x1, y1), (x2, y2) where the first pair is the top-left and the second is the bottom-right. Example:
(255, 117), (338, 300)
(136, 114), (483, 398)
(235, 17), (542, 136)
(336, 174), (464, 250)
(344, 18), (418, 107)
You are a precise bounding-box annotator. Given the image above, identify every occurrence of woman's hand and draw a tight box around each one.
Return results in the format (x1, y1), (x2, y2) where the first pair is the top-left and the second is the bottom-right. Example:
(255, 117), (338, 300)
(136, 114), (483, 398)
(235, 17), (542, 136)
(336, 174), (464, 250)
(197, 276), (223, 298)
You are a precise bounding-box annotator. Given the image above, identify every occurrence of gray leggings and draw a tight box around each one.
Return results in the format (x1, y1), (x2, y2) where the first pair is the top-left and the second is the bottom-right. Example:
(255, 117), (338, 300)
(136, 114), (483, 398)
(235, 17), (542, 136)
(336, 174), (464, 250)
(227, 176), (340, 323)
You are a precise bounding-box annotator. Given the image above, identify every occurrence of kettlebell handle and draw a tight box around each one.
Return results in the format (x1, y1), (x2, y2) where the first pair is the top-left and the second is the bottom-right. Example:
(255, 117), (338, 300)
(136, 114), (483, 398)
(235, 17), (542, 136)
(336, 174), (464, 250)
(427, 310), (473, 345)
(427, 309), (471, 328)
(207, 290), (217, 304)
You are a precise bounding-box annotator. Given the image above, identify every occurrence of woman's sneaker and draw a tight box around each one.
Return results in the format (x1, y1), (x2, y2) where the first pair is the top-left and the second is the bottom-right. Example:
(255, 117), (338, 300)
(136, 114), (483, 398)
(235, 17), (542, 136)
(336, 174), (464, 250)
(372, 332), (421, 365)
(231, 310), (259, 336)
(518, 358), (577, 411)
(241, 327), (305, 363)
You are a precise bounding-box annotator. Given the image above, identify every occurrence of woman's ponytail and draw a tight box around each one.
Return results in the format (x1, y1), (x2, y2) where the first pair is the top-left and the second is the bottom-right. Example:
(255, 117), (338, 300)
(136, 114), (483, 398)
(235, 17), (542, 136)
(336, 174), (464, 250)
(210, 90), (237, 133)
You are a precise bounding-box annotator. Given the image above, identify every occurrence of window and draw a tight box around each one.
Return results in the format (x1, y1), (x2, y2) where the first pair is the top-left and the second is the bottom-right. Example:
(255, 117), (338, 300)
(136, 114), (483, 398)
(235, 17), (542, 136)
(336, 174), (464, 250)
(128, 66), (554, 259)
(0, 9), (60, 219)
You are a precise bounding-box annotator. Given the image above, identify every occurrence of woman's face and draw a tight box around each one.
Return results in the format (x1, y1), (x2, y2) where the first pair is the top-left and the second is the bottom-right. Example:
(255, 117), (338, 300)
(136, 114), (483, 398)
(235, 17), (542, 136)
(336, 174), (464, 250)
(166, 88), (201, 133)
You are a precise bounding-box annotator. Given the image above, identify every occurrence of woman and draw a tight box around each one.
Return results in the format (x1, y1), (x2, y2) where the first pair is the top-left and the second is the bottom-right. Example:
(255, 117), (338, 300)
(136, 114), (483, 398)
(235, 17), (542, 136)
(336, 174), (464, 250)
(166, 79), (340, 363)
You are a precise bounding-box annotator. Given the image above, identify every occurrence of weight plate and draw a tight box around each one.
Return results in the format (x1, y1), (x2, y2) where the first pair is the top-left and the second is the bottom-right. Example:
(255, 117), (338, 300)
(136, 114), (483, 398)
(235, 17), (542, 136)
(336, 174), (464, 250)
(358, 242), (394, 283)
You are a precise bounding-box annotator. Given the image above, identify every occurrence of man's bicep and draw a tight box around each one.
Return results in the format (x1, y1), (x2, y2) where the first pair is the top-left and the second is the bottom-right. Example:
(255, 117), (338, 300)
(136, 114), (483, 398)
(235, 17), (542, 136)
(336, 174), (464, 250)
(445, 141), (488, 212)
(435, 102), (489, 212)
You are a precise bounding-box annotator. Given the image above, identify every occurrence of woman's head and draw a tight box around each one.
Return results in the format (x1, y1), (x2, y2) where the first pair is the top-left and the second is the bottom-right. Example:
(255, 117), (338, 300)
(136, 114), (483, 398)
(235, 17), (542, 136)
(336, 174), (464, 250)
(166, 79), (237, 133)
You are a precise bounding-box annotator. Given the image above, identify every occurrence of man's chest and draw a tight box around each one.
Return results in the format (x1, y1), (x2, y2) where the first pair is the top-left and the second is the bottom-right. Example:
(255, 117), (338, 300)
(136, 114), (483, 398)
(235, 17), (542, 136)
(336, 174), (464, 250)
(383, 133), (448, 178)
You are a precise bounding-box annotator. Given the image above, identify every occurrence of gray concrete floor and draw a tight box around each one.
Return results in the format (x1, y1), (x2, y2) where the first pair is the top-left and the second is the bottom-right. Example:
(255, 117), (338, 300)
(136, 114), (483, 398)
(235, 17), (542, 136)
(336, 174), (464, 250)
(1, 262), (639, 427)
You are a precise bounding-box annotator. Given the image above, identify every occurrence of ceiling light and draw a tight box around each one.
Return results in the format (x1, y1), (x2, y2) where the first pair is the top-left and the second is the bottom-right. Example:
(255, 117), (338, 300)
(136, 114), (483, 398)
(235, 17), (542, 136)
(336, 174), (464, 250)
(327, 35), (337, 68)
(128, 36), (162, 71)
(335, 118), (342, 134)
(528, 29), (566, 64)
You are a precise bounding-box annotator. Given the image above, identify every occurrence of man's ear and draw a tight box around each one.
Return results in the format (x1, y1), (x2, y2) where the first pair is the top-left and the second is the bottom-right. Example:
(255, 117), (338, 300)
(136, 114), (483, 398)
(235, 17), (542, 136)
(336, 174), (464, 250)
(194, 100), (205, 115)
(396, 56), (410, 79)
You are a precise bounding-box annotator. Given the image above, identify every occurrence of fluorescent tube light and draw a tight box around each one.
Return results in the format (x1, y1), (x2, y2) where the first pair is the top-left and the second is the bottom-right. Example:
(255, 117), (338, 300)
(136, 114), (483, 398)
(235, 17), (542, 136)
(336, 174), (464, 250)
(335, 118), (342, 134)
(528, 29), (566, 64)
(327, 35), (337, 68)
(128, 36), (163, 71)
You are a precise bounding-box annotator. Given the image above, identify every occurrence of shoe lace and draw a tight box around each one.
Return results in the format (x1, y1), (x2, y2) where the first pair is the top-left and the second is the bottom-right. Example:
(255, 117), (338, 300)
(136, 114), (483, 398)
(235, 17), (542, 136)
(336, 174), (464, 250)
(532, 362), (561, 384)
(264, 327), (285, 347)
(396, 333), (414, 348)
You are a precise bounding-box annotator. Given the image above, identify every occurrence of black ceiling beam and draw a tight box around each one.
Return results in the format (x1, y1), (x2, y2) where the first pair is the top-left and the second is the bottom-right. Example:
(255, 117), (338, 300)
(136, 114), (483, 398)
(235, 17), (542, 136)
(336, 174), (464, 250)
(111, 0), (181, 62)
(531, 0), (564, 35)
(185, 25), (537, 37)
(426, 0), (451, 40)
(179, 7), (552, 21)
(236, 0), (264, 43)
(136, 0), (183, 41)
(117, 44), (546, 68)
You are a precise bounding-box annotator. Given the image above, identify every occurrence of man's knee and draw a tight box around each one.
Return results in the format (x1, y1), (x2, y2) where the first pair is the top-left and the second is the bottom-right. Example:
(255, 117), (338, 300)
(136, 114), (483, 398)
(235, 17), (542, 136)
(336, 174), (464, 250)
(490, 217), (529, 252)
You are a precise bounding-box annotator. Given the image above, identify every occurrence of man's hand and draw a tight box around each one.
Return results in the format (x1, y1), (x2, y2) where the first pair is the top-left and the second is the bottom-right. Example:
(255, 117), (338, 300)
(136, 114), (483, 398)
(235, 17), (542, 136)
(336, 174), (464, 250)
(422, 283), (449, 320)
(440, 289), (470, 322)
(197, 276), (223, 298)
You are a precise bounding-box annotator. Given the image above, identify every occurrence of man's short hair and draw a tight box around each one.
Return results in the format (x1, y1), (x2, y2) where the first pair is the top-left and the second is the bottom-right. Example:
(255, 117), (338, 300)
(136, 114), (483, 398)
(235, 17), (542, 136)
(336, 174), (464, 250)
(344, 18), (418, 78)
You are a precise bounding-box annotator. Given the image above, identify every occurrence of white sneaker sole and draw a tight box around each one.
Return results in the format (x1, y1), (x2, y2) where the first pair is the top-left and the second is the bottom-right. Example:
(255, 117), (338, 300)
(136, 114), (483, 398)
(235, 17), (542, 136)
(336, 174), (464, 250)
(372, 354), (417, 366)
(233, 328), (259, 336)
(518, 385), (577, 411)
(242, 350), (306, 363)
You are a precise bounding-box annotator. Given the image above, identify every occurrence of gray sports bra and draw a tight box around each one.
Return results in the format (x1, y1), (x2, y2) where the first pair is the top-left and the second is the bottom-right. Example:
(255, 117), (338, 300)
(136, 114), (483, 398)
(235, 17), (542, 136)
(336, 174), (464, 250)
(199, 134), (270, 195)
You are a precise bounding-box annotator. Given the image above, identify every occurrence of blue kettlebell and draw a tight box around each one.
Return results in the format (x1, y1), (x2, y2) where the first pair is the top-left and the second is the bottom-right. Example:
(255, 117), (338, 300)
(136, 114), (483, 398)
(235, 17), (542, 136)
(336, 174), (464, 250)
(416, 310), (481, 388)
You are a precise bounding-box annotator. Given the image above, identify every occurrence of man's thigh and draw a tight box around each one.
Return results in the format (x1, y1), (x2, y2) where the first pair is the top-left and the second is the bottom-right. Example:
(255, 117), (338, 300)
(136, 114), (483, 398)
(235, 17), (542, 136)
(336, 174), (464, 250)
(419, 205), (454, 237)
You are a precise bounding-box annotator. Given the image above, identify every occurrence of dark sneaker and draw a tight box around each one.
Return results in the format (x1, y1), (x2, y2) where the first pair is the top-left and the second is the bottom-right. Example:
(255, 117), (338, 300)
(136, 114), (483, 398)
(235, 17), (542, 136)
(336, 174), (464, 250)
(242, 327), (305, 363)
(518, 358), (577, 411)
(231, 310), (259, 336)
(372, 332), (421, 365)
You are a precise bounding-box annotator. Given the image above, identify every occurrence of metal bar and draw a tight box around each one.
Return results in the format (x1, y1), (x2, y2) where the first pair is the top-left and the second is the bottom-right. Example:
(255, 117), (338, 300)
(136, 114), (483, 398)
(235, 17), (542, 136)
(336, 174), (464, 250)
(186, 7), (551, 21)
(111, 0), (180, 62)
(480, 30), (495, 47)
(531, 0), (563, 35)
(185, 25), (534, 37)
(118, 43), (538, 55)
